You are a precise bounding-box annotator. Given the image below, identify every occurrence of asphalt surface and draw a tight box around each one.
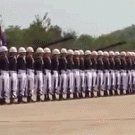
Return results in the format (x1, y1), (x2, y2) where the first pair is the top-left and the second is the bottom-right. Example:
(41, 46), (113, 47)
(0, 94), (135, 135)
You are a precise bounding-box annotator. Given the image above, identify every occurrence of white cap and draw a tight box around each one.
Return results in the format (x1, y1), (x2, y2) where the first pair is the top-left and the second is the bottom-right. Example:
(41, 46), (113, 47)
(61, 48), (67, 54)
(36, 47), (44, 53)
(9, 47), (17, 53)
(26, 47), (34, 52)
(109, 51), (115, 56)
(0, 46), (8, 52)
(92, 51), (98, 55)
(85, 50), (91, 55)
(121, 51), (126, 56)
(104, 51), (109, 56)
(98, 50), (104, 55)
(67, 49), (74, 55)
(18, 47), (26, 53)
(44, 47), (51, 53)
(115, 51), (120, 56)
(52, 49), (60, 55)
(74, 50), (80, 55)
(126, 51), (132, 56)
(79, 50), (84, 55)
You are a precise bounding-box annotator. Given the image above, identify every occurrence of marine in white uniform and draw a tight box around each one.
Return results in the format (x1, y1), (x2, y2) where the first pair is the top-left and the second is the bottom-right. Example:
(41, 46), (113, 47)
(96, 51), (104, 96)
(34, 47), (44, 101)
(66, 49), (74, 98)
(8, 47), (18, 103)
(114, 51), (121, 95)
(73, 50), (80, 98)
(43, 47), (52, 100)
(79, 50), (85, 98)
(58, 48), (68, 99)
(0, 46), (9, 104)
(17, 47), (27, 103)
(84, 50), (92, 97)
(120, 51), (127, 95)
(26, 47), (35, 102)
(51, 49), (60, 100)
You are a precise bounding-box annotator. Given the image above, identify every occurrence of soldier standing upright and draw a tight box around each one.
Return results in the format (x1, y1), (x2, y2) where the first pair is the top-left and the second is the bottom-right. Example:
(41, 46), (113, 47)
(97, 51), (104, 97)
(84, 50), (92, 97)
(73, 50), (80, 98)
(51, 49), (60, 100)
(102, 51), (110, 96)
(79, 50), (85, 98)
(120, 51), (127, 95)
(0, 46), (9, 104)
(126, 52), (132, 94)
(43, 47), (52, 101)
(34, 47), (44, 101)
(114, 51), (121, 95)
(17, 47), (27, 103)
(66, 49), (74, 99)
(8, 47), (18, 103)
(108, 51), (115, 95)
(58, 48), (68, 99)
(26, 47), (35, 102)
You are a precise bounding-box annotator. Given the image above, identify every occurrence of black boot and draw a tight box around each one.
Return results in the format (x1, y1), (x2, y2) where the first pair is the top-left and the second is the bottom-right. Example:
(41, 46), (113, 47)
(59, 94), (63, 100)
(110, 90), (113, 96)
(115, 90), (118, 95)
(18, 96), (22, 103)
(67, 93), (70, 99)
(104, 90), (108, 96)
(37, 95), (40, 101)
(91, 91), (94, 98)
(27, 96), (32, 103)
(120, 89), (123, 95)
(97, 91), (100, 97)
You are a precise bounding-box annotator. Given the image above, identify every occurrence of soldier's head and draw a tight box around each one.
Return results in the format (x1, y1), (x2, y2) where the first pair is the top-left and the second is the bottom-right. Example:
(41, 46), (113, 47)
(74, 50), (80, 58)
(67, 49), (74, 58)
(18, 47), (26, 57)
(26, 47), (34, 56)
(120, 51), (126, 58)
(91, 51), (98, 58)
(44, 47), (51, 57)
(79, 50), (84, 58)
(0, 46), (8, 56)
(9, 47), (17, 56)
(85, 50), (91, 58)
(115, 51), (120, 58)
(36, 47), (44, 57)
(109, 51), (115, 58)
(126, 52), (132, 59)
(61, 48), (67, 57)
(98, 50), (104, 58)
(52, 49), (60, 57)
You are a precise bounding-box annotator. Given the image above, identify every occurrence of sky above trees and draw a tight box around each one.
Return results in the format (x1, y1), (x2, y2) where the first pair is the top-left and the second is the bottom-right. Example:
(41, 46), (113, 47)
(1, 0), (135, 37)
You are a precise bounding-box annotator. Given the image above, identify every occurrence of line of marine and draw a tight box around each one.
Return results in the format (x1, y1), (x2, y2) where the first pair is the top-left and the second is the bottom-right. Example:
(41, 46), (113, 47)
(0, 46), (133, 104)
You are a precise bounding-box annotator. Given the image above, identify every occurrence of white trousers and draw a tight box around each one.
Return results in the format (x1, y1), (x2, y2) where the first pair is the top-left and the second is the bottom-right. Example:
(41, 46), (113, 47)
(96, 70), (103, 90)
(121, 70), (128, 90)
(17, 70), (26, 96)
(34, 71), (43, 95)
(73, 69), (80, 93)
(127, 70), (132, 90)
(67, 70), (74, 94)
(9, 71), (18, 97)
(85, 70), (92, 92)
(91, 69), (97, 89)
(51, 70), (59, 94)
(102, 70), (110, 91)
(26, 69), (34, 96)
(132, 70), (135, 85)
(0, 71), (9, 98)
(80, 70), (85, 92)
(115, 70), (121, 90)
(57, 70), (67, 94)
(43, 69), (52, 94)
(109, 70), (115, 90)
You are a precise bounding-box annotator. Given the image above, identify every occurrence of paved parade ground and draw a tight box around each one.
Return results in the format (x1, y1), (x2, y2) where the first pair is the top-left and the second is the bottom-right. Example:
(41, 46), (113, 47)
(0, 94), (135, 135)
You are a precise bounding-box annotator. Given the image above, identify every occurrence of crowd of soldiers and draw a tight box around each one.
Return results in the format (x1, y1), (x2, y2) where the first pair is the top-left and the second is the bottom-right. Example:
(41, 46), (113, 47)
(0, 45), (134, 104)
